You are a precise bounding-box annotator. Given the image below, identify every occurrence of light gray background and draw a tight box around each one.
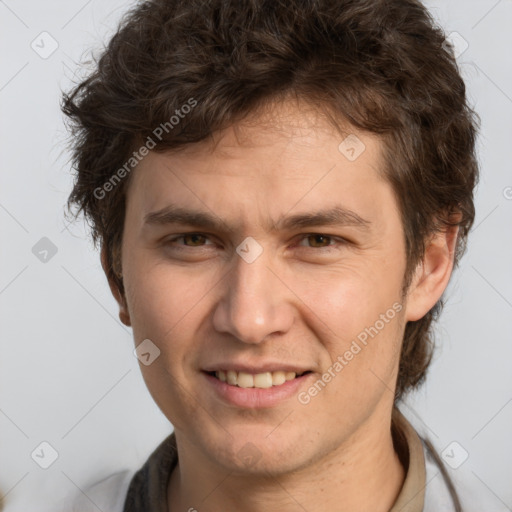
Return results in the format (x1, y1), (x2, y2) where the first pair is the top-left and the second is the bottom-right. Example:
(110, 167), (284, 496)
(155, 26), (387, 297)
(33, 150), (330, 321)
(1, 1), (511, 510)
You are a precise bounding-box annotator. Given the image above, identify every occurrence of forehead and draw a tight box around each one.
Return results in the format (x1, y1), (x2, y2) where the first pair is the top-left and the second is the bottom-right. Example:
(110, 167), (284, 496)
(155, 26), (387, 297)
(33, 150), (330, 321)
(155, 99), (381, 172)
(125, 100), (398, 236)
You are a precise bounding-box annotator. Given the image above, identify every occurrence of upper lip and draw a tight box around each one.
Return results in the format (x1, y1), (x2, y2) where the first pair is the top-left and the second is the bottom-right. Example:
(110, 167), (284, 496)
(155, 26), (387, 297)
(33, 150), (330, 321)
(202, 363), (312, 374)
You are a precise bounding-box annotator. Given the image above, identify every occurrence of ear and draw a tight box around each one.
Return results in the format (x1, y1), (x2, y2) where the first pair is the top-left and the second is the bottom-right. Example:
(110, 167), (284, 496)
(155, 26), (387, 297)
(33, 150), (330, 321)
(101, 245), (131, 326)
(404, 224), (459, 322)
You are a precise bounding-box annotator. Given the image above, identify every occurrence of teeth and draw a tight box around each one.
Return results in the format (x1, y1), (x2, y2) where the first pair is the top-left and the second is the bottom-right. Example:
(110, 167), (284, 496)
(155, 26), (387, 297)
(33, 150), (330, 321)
(214, 370), (302, 388)
(254, 372), (272, 388)
(272, 371), (286, 386)
(237, 372), (254, 388)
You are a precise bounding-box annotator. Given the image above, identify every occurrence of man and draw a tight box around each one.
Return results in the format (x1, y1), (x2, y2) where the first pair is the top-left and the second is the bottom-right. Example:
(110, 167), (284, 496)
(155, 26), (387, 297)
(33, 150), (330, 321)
(62, 0), (479, 510)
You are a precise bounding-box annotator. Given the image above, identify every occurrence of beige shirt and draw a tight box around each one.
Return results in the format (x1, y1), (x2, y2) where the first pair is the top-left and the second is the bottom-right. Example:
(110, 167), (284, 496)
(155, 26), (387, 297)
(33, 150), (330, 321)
(390, 407), (429, 511)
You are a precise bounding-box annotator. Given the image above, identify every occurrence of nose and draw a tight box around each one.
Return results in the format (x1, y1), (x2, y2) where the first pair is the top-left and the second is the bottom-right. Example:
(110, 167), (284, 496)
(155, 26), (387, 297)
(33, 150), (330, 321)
(211, 248), (295, 344)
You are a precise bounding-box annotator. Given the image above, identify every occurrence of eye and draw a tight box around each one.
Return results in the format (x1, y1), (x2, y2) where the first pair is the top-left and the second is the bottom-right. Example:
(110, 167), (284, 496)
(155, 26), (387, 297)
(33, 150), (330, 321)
(167, 233), (214, 247)
(298, 234), (338, 248)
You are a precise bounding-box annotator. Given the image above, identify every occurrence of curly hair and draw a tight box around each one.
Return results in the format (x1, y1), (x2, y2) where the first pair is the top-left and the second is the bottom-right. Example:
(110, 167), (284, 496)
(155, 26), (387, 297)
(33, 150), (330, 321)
(62, 0), (479, 400)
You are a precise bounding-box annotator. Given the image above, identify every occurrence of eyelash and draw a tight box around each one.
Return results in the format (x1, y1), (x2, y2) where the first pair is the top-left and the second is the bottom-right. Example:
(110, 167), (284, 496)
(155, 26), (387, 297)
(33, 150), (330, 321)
(164, 233), (347, 251)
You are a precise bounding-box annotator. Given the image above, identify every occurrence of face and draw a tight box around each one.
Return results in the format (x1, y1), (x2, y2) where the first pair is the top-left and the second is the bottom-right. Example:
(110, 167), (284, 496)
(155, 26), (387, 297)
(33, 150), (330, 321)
(118, 100), (412, 475)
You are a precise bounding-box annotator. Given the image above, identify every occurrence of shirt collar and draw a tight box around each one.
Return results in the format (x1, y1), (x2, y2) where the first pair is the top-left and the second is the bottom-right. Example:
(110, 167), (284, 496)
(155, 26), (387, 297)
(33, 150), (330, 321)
(389, 407), (426, 512)
(124, 407), (427, 512)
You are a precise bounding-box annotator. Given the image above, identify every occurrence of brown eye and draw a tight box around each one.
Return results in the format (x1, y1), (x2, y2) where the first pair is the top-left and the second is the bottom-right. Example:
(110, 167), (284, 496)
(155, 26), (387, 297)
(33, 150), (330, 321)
(182, 234), (208, 246)
(164, 233), (216, 251)
(304, 234), (333, 248)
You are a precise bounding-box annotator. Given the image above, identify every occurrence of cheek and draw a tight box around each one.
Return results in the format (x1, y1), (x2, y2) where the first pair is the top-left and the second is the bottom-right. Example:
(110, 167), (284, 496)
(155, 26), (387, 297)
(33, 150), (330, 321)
(124, 256), (216, 341)
(123, 264), (213, 426)
(289, 262), (404, 344)
(288, 261), (406, 408)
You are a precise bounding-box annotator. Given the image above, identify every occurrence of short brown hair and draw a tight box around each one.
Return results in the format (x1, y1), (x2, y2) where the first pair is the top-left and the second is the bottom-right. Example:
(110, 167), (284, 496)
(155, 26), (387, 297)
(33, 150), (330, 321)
(62, 0), (479, 400)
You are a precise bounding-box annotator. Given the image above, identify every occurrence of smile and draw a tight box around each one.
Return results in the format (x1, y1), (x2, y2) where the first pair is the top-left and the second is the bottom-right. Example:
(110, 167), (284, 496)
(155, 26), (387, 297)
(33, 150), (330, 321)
(210, 370), (310, 389)
(203, 369), (314, 408)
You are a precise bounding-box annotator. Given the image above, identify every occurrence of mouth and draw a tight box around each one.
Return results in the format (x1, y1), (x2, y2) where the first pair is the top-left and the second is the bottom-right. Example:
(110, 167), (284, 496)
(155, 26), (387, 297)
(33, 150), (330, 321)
(204, 370), (312, 389)
(202, 368), (315, 408)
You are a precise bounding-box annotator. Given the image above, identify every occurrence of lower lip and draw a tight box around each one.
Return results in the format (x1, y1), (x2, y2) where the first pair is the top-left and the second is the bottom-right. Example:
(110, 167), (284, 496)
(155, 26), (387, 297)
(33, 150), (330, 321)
(202, 371), (313, 409)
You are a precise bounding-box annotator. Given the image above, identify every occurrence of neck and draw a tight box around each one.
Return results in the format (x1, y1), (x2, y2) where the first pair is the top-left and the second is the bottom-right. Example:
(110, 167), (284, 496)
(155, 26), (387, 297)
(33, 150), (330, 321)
(168, 407), (406, 512)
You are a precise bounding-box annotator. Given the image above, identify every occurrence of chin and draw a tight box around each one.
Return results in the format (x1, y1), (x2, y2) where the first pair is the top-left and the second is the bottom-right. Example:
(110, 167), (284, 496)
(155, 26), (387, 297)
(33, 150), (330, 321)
(200, 426), (311, 475)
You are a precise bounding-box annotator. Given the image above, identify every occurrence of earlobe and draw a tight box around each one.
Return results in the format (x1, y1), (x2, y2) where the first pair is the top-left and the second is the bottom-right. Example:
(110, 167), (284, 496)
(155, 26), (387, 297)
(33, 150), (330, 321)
(100, 245), (132, 326)
(404, 224), (459, 322)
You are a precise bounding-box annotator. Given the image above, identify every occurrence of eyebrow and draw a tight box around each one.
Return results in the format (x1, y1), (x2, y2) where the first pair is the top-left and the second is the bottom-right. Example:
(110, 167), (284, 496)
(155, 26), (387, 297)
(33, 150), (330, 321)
(143, 205), (371, 232)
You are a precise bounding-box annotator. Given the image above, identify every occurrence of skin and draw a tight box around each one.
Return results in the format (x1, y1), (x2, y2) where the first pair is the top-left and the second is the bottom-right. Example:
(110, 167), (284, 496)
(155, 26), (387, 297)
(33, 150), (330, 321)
(103, 99), (458, 512)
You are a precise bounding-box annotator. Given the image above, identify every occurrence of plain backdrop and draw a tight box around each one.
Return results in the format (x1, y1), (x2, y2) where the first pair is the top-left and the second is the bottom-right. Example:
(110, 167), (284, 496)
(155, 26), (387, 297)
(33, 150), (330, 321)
(1, 1), (511, 510)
